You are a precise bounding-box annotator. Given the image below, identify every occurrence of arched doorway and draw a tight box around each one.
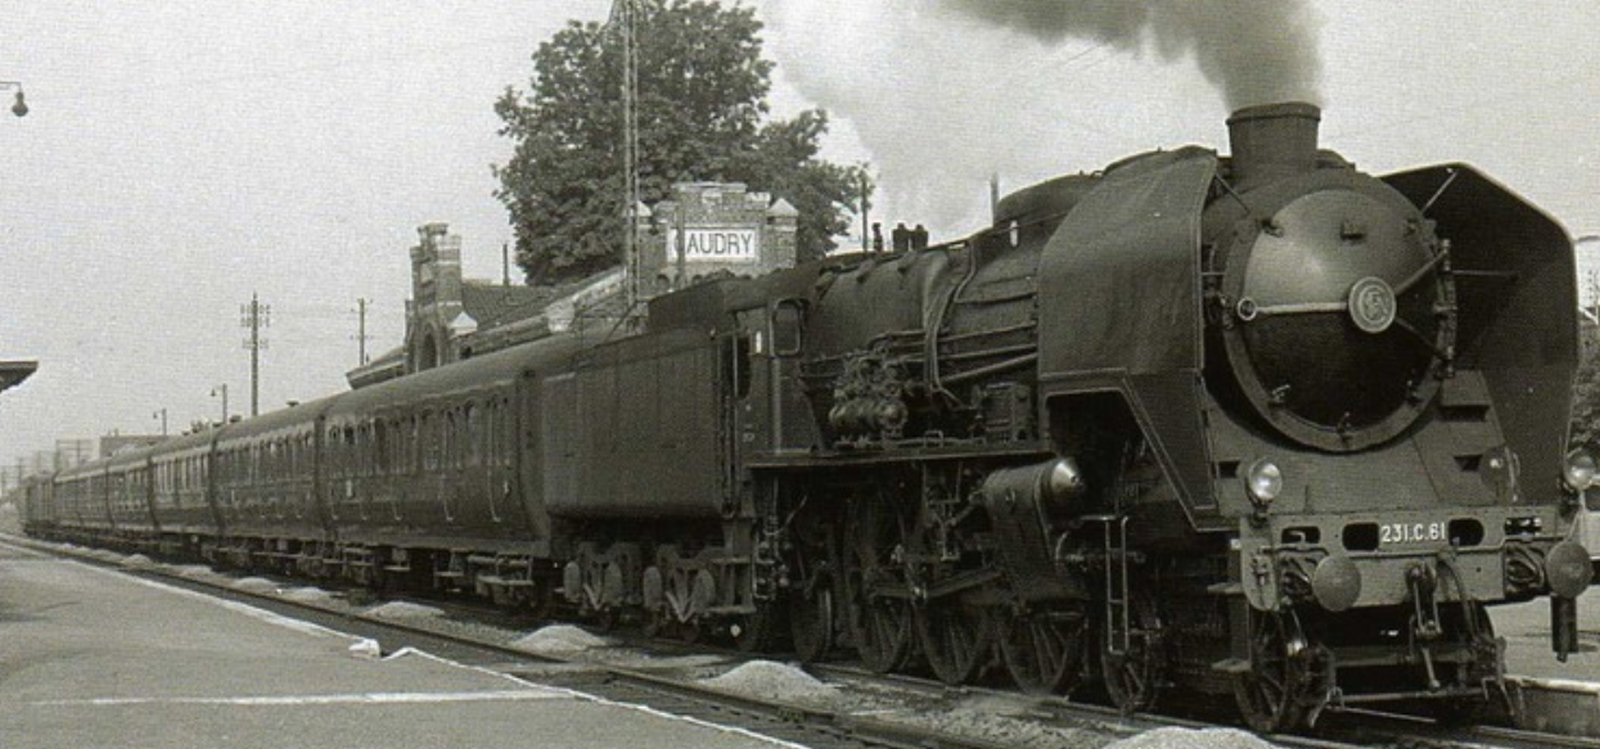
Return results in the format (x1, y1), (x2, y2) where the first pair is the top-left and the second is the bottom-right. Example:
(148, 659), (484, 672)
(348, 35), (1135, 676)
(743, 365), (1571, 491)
(416, 332), (440, 372)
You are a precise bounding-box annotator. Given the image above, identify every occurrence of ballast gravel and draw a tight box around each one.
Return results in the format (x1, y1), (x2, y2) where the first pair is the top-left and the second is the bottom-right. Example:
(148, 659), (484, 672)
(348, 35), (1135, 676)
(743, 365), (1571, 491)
(230, 576), (278, 593)
(697, 660), (838, 704)
(511, 624), (612, 655)
(364, 600), (446, 619)
(1106, 727), (1278, 749)
(280, 586), (335, 604)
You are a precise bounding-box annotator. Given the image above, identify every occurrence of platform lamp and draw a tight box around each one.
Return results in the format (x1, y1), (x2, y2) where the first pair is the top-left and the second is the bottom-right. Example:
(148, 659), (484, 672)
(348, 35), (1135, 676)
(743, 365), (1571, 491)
(1, 81), (27, 117)
(210, 384), (229, 426)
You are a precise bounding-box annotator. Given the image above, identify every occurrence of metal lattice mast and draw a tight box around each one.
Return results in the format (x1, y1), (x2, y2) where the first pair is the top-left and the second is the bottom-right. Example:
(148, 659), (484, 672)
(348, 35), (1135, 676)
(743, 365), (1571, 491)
(240, 293), (270, 417)
(612, 0), (641, 311)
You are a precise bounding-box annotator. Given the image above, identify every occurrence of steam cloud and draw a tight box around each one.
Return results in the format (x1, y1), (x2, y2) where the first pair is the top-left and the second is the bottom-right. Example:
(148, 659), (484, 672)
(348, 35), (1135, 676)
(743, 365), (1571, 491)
(935, 0), (1323, 111)
(760, 0), (1324, 236)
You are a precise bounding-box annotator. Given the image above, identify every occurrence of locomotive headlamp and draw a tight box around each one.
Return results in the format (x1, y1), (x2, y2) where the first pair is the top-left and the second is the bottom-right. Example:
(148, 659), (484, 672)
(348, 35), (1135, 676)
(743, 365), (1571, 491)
(1245, 458), (1283, 506)
(1562, 448), (1596, 493)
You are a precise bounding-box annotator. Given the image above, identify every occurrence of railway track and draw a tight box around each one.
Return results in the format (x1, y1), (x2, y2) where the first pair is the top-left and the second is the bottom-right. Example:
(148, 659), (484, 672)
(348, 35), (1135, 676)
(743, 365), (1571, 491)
(8, 534), (1594, 749)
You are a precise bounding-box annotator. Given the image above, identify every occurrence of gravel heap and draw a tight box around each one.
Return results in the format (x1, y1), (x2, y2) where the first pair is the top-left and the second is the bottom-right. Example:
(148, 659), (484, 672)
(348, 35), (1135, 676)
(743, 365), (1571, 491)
(230, 576), (278, 593)
(511, 624), (611, 655)
(698, 660), (838, 705)
(364, 600), (445, 619)
(85, 549), (125, 564)
(171, 565), (222, 580)
(118, 553), (156, 568)
(280, 586), (335, 604)
(1106, 727), (1278, 749)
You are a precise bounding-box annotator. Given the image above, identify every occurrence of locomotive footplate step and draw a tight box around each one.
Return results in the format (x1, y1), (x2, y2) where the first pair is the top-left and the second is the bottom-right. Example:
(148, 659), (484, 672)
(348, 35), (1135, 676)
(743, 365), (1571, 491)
(0, 542), (798, 749)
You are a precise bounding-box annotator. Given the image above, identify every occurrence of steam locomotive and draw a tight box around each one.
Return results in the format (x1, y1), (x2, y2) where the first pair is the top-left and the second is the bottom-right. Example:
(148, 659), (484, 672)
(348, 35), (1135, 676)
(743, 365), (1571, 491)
(21, 102), (1593, 732)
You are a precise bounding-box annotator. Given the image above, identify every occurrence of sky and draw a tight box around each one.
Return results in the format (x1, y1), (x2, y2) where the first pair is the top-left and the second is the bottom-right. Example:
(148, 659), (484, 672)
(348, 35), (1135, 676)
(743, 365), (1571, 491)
(3, 1), (1600, 477)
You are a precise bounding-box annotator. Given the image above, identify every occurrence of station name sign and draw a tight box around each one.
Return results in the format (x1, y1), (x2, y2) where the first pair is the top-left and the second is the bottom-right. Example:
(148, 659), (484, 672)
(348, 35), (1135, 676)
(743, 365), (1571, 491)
(671, 227), (760, 262)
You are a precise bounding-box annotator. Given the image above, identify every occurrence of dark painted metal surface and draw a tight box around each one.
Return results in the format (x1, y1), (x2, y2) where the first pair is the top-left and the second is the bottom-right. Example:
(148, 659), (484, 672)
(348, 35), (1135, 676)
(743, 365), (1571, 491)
(1384, 164), (1577, 504)
(547, 327), (728, 519)
(1037, 147), (1218, 518)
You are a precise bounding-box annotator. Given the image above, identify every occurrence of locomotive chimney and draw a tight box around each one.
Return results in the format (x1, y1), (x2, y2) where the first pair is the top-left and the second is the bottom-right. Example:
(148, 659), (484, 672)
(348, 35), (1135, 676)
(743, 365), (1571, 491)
(1226, 101), (1321, 186)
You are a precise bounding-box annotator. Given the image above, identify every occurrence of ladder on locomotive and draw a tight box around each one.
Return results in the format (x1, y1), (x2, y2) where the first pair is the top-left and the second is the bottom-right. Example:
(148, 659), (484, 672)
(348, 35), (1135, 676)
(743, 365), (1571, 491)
(1087, 512), (1134, 656)
(1095, 436), (1151, 657)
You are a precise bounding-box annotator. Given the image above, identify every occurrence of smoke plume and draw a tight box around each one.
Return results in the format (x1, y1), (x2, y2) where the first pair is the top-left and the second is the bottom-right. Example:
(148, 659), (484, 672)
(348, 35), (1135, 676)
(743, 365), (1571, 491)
(935, 0), (1323, 110)
(759, 0), (1324, 236)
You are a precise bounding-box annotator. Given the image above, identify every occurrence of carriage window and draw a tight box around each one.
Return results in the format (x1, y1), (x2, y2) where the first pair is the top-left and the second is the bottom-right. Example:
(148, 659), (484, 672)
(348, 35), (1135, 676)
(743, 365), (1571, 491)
(342, 427), (356, 476)
(772, 301), (803, 356)
(496, 398), (508, 467)
(444, 410), (457, 468)
(464, 404), (479, 467)
(420, 414), (436, 471)
(375, 420), (390, 475)
(406, 417), (418, 472)
(489, 400), (503, 467)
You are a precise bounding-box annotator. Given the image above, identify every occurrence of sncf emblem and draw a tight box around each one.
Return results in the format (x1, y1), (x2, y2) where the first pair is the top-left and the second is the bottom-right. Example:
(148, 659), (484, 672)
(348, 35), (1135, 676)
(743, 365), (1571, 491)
(1348, 276), (1396, 334)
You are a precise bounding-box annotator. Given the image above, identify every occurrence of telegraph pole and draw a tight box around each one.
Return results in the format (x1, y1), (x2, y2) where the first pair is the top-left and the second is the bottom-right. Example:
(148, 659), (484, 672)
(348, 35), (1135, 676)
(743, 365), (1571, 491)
(240, 293), (270, 417)
(354, 297), (371, 366)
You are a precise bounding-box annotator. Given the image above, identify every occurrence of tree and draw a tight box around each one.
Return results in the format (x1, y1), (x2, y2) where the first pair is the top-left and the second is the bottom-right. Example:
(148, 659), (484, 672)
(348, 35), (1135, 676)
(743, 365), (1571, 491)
(494, 0), (869, 284)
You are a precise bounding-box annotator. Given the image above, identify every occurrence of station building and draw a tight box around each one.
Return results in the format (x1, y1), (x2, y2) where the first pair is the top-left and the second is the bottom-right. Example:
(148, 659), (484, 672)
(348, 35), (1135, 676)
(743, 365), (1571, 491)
(347, 182), (798, 390)
(636, 182), (797, 293)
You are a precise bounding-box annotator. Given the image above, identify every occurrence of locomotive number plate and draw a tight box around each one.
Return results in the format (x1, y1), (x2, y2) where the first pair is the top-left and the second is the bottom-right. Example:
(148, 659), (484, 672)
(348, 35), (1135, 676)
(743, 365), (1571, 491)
(1380, 521), (1446, 545)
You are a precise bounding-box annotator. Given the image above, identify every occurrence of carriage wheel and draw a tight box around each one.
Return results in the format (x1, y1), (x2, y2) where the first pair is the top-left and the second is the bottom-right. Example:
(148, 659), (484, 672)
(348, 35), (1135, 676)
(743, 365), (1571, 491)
(1101, 595), (1163, 714)
(642, 602), (670, 638)
(790, 586), (835, 663)
(1000, 610), (1086, 695)
(917, 600), (995, 685)
(733, 600), (783, 653)
(592, 605), (620, 632)
(524, 576), (555, 621)
(1231, 609), (1313, 733)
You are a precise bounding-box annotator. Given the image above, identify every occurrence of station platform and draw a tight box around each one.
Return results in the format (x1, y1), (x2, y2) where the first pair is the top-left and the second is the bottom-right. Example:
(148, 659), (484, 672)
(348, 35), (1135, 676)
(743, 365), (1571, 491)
(1490, 591), (1600, 736)
(0, 541), (798, 749)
